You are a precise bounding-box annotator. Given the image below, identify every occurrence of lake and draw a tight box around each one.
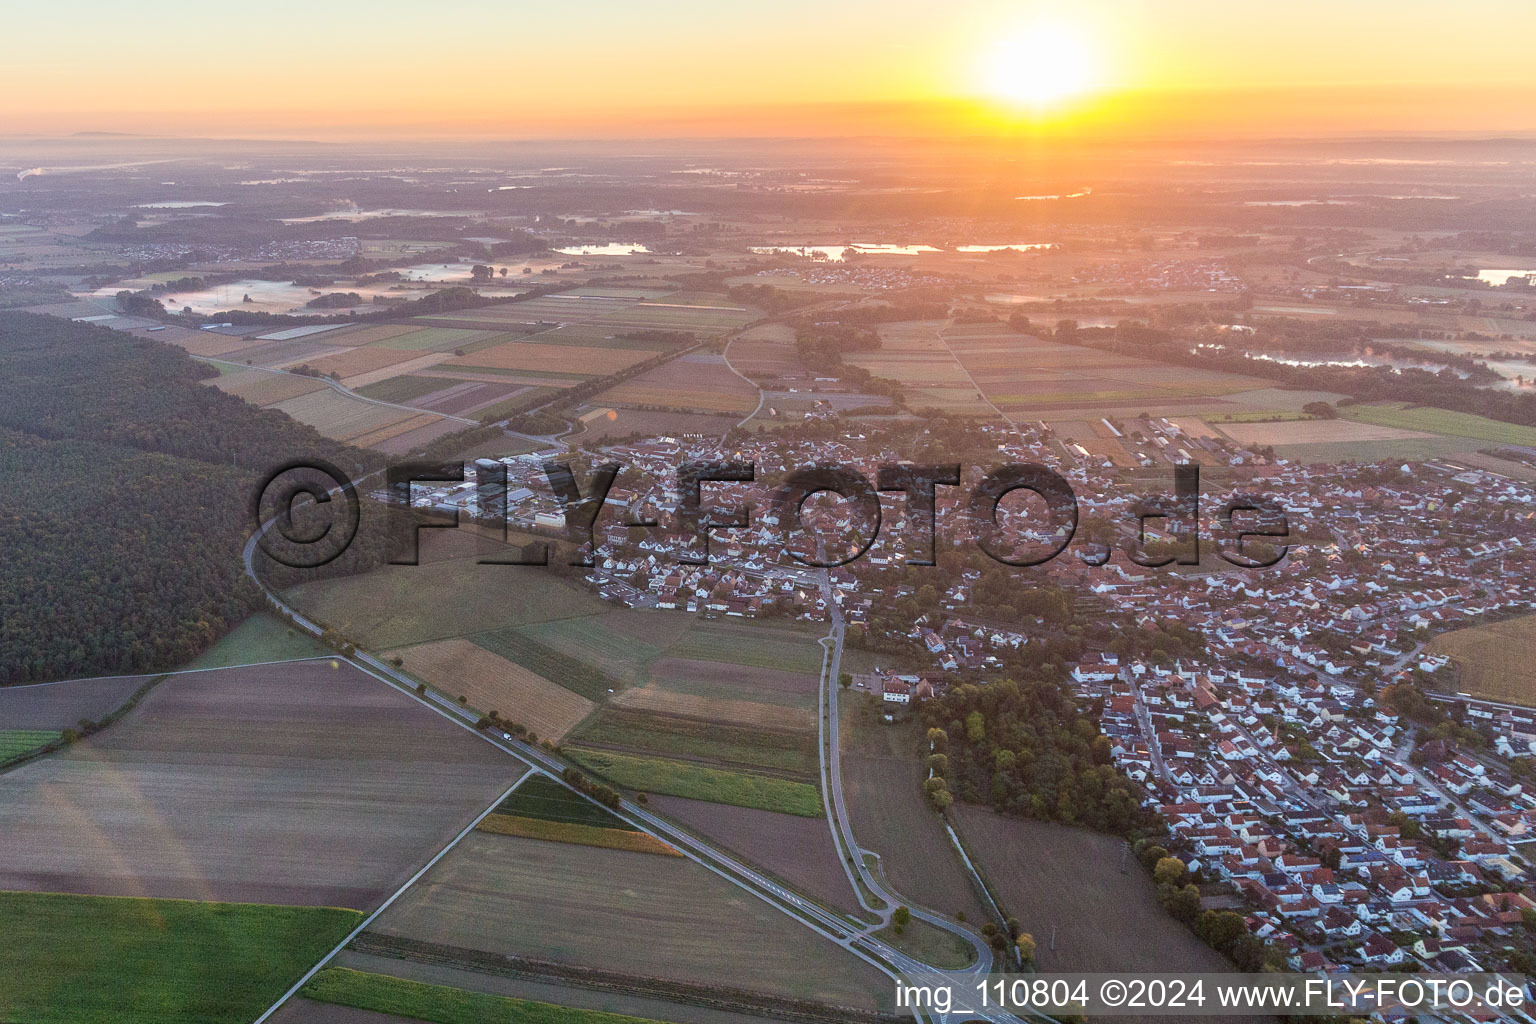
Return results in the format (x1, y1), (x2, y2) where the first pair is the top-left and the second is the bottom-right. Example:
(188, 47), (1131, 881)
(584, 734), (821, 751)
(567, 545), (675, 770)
(553, 243), (653, 256)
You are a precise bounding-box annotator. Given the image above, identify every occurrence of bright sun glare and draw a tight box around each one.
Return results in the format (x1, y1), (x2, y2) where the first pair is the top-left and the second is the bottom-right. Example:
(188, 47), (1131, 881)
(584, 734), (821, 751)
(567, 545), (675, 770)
(981, 21), (1099, 110)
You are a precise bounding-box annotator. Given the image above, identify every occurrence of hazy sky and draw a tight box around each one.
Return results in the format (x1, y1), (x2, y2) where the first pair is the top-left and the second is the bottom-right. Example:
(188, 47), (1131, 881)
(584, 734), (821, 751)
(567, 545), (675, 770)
(5, 0), (1534, 138)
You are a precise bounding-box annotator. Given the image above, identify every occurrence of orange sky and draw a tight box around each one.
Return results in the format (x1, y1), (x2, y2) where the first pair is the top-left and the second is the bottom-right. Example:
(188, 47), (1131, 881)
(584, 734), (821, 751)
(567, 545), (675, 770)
(4, 1), (1533, 139)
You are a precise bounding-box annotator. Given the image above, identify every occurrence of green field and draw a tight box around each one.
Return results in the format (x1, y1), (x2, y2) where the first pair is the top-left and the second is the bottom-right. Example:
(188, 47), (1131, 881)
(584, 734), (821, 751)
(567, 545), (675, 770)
(1340, 402), (1536, 446)
(0, 891), (361, 1024)
(355, 374), (454, 404)
(186, 612), (331, 670)
(473, 627), (620, 700)
(565, 748), (822, 817)
(0, 730), (62, 760)
(570, 707), (817, 776)
(875, 919), (977, 971)
(666, 620), (825, 674)
(512, 612), (678, 686)
(302, 967), (670, 1024)
(495, 773), (627, 829)
(284, 555), (609, 650)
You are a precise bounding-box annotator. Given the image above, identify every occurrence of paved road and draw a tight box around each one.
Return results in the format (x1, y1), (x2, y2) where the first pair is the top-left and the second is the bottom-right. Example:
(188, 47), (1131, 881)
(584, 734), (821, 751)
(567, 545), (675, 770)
(243, 522), (1035, 1024)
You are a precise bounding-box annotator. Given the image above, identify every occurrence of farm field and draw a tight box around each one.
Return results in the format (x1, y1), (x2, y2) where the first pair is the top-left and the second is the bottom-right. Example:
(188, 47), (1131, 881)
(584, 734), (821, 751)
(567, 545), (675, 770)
(0, 890), (361, 1024)
(0, 661), (516, 907)
(389, 637), (594, 740)
(941, 329), (1270, 419)
(1220, 418), (1436, 446)
(213, 369), (330, 406)
(0, 673), (151, 730)
(849, 321), (987, 415)
(837, 696), (989, 924)
(725, 323), (802, 384)
(1427, 613), (1536, 704)
(300, 968), (676, 1024)
(0, 729), (61, 760)
(302, 346), (433, 380)
(1339, 401), (1536, 447)
(271, 389), (441, 445)
(952, 809), (1244, 992)
(564, 748), (822, 816)
(284, 554), (610, 650)
(596, 352), (757, 415)
(478, 812), (680, 856)
(186, 611), (331, 669)
(320, 951), (794, 1024)
(648, 794), (858, 912)
(367, 832), (886, 1009)
(570, 707), (816, 775)
(445, 341), (654, 376)
(572, 407), (742, 441)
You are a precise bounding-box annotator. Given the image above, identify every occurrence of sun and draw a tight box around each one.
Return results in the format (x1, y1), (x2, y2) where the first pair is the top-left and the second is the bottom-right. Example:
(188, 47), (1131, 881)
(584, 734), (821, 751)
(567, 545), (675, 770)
(980, 20), (1100, 110)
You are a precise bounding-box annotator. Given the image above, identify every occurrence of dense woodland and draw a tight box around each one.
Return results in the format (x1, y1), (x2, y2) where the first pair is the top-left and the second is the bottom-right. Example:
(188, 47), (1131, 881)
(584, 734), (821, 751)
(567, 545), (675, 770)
(922, 678), (1152, 835)
(0, 313), (388, 683)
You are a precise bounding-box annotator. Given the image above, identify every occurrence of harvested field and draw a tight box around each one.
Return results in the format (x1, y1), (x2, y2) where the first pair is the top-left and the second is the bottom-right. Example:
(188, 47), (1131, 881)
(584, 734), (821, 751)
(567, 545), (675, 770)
(0, 674), (151, 730)
(647, 656), (818, 706)
(340, 354), (456, 390)
(271, 390), (421, 443)
(284, 556), (609, 650)
(271, 997), (424, 1024)
(163, 328), (253, 357)
(349, 412), (444, 449)
(0, 661), (516, 908)
(953, 808), (1242, 988)
(838, 696), (988, 923)
(216, 370), (330, 406)
(1427, 613), (1536, 704)
(726, 323), (802, 384)
(599, 353), (757, 415)
(390, 638), (594, 740)
(612, 685), (814, 731)
(374, 418), (469, 455)
(303, 346), (429, 380)
(477, 813), (680, 856)
(649, 794), (858, 912)
(565, 749), (821, 816)
(445, 342), (655, 375)
(413, 380), (527, 416)
(372, 327), (492, 352)
(1221, 418), (1433, 446)
(572, 408), (741, 441)
(367, 832), (884, 1007)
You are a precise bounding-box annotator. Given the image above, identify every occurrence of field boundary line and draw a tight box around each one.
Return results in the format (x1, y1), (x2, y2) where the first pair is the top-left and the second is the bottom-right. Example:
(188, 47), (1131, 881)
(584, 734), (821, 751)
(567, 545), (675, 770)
(250, 770), (536, 1024)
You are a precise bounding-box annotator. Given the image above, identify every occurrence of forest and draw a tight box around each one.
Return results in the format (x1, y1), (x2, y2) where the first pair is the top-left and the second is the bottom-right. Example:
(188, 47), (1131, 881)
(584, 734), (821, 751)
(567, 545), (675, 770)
(921, 678), (1151, 835)
(0, 313), (383, 683)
